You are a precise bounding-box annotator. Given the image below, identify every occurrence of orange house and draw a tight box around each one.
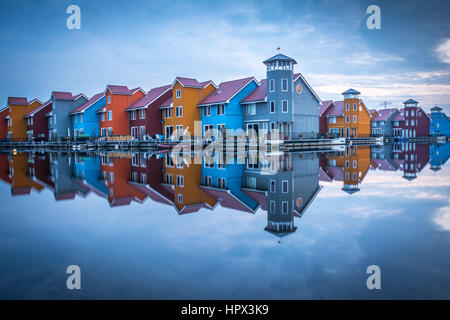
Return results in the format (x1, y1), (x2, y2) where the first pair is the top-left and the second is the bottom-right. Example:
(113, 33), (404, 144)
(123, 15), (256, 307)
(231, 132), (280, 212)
(162, 153), (217, 214)
(161, 77), (216, 139)
(341, 89), (371, 138)
(9, 153), (44, 196)
(98, 85), (145, 137)
(6, 97), (42, 140)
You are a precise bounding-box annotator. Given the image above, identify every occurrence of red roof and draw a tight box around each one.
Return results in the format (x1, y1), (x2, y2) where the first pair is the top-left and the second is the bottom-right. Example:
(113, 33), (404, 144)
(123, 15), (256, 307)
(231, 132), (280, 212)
(172, 77), (216, 89)
(327, 167), (344, 181)
(241, 79), (267, 103)
(198, 77), (256, 106)
(71, 92), (104, 114)
(24, 100), (52, 118)
(200, 186), (256, 213)
(371, 108), (398, 121)
(392, 109), (405, 121)
(319, 100), (333, 116)
(159, 96), (173, 108)
(8, 97), (28, 105)
(105, 85), (144, 95)
(52, 91), (74, 100)
(242, 189), (267, 211)
(319, 167), (333, 182)
(327, 101), (344, 117)
(371, 159), (396, 171)
(126, 85), (171, 111)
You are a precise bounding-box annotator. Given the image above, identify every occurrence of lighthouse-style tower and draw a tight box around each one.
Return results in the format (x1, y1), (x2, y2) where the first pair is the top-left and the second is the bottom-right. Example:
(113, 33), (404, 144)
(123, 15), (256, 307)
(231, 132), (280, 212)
(342, 88), (361, 138)
(263, 53), (297, 138)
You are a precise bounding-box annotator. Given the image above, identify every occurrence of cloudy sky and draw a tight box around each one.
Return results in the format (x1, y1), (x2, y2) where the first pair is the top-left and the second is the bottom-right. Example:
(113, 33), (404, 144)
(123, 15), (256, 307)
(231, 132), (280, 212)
(1, 0), (450, 112)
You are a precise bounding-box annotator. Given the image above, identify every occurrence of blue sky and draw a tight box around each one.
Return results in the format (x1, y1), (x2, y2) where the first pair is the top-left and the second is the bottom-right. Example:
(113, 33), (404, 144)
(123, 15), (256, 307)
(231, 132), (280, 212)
(1, 0), (450, 111)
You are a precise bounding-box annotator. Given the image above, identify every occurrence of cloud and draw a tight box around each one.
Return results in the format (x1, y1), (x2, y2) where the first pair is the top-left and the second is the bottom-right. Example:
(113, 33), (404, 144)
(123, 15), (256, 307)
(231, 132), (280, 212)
(436, 38), (450, 64)
(433, 205), (450, 231)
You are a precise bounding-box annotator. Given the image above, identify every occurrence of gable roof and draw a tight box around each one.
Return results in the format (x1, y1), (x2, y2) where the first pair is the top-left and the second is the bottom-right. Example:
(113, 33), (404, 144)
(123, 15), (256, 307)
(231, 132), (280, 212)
(52, 91), (87, 101)
(241, 79), (267, 103)
(319, 100), (333, 116)
(200, 186), (258, 213)
(171, 77), (217, 89)
(8, 97), (28, 105)
(0, 106), (9, 114)
(198, 77), (257, 106)
(263, 53), (297, 65)
(70, 92), (104, 114)
(105, 85), (145, 96)
(371, 108), (399, 122)
(392, 108), (405, 121)
(293, 73), (321, 103)
(24, 100), (52, 118)
(159, 96), (173, 109)
(126, 85), (171, 111)
(327, 101), (345, 117)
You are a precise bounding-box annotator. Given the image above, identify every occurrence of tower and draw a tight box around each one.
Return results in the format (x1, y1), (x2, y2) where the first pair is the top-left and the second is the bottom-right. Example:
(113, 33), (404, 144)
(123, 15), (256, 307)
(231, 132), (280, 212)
(403, 99), (418, 138)
(342, 88), (360, 138)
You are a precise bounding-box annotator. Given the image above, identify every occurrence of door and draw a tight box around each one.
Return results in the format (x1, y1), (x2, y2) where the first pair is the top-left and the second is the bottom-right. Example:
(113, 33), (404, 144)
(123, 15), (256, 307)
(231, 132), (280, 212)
(247, 123), (259, 143)
(165, 126), (174, 139)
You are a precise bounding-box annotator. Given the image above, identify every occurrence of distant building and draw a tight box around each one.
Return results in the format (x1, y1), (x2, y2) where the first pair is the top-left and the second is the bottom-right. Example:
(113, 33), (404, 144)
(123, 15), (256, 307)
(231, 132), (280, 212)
(24, 99), (52, 140)
(0, 106), (9, 140)
(402, 99), (430, 138)
(6, 97), (42, 140)
(430, 142), (450, 171)
(430, 105), (450, 136)
(370, 108), (399, 137)
(341, 89), (371, 138)
(70, 92), (105, 138)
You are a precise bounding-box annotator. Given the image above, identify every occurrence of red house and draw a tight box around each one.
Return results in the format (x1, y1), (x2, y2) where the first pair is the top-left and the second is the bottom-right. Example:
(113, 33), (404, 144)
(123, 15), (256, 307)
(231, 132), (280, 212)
(402, 99), (430, 138)
(24, 99), (52, 140)
(0, 106), (8, 140)
(126, 84), (172, 139)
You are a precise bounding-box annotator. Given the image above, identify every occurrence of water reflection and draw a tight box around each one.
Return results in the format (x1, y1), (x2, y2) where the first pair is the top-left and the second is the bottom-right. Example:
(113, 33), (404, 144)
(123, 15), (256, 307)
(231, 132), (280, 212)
(1, 142), (447, 238)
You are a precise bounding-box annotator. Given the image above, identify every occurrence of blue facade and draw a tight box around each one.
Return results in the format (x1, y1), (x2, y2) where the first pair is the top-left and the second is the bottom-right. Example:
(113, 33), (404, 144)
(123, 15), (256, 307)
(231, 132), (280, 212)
(430, 106), (450, 136)
(200, 80), (258, 136)
(71, 96), (105, 137)
(49, 95), (88, 139)
(430, 143), (450, 171)
(73, 155), (108, 196)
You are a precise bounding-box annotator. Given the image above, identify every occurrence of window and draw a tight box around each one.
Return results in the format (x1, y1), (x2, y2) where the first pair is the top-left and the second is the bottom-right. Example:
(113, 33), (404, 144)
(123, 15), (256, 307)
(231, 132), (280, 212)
(247, 177), (256, 189)
(282, 201), (288, 214)
(141, 173), (147, 184)
(166, 174), (173, 184)
(164, 108), (171, 118)
(270, 101), (275, 113)
(101, 113), (105, 121)
(345, 172), (349, 180)
(140, 154), (146, 167)
(203, 106), (211, 116)
(108, 127), (113, 136)
(406, 111), (409, 116)
(132, 154), (139, 166)
(176, 89), (181, 98)
(329, 117), (336, 124)
(270, 201), (276, 214)
(107, 110), (112, 121)
(282, 100), (288, 113)
(107, 96), (111, 104)
(411, 120), (415, 126)
(346, 103), (349, 111)
(140, 126), (146, 138)
(345, 160), (350, 168)
(217, 104), (225, 115)
(178, 194), (183, 204)
(74, 115), (77, 123)
(411, 110), (415, 116)
(246, 104), (256, 115)
(346, 115), (350, 123)
(131, 111), (136, 120)
(218, 177), (226, 189)
(176, 125), (183, 137)
(353, 103), (357, 111)
(80, 114), (83, 122)
(406, 120), (409, 126)
(282, 180), (288, 193)
(109, 172), (114, 183)
(271, 122), (276, 131)
(353, 173), (357, 181)
(177, 175), (184, 187)
(176, 106), (183, 117)
(139, 109), (145, 119)
(269, 79), (275, 92)
(204, 176), (212, 186)
(101, 128), (107, 136)
(353, 160), (357, 168)
(281, 79), (288, 91)
(353, 115), (357, 123)
(270, 180), (276, 193)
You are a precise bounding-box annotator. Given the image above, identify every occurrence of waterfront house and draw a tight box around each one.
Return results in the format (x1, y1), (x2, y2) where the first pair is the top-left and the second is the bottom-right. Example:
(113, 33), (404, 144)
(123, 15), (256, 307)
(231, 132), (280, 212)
(126, 84), (172, 139)
(391, 109), (405, 137)
(402, 99), (430, 138)
(24, 99), (52, 140)
(48, 92), (88, 140)
(0, 106), (8, 140)
(319, 100), (345, 137)
(70, 92), (105, 138)
(401, 143), (430, 180)
(72, 154), (108, 197)
(198, 77), (258, 138)
(370, 108), (399, 137)
(430, 142), (450, 171)
(241, 54), (321, 139)
(6, 97), (42, 140)
(99, 85), (146, 137)
(8, 153), (45, 196)
(160, 77), (216, 140)
(430, 105), (450, 136)
(341, 89), (371, 138)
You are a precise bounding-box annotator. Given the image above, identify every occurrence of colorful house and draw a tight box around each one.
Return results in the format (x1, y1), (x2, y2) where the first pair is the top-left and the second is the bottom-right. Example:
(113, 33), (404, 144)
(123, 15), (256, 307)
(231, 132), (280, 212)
(391, 109), (405, 137)
(402, 99), (430, 138)
(401, 143), (430, 180)
(126, 85), (172, 139)
(341, 89), (371, 138)
(370, 108), (399, 137)
(160, 77), (216, 140)
(198, 77), (258, 138)
(241, 54), (321, 139)
(8, 153), (45, 196)
(98, 85), (146, 137)
(24, 99), (52, 140)
(430, 142), (450, 171)
(6, 97), (42, 140)
(0, 106), (8, 140)
(70, 92), (105, 138)
(48, 92), (88, 140)
(72, 154), (108, 197)
(319, 100), (346, 137)
(430, 105), (450, 136)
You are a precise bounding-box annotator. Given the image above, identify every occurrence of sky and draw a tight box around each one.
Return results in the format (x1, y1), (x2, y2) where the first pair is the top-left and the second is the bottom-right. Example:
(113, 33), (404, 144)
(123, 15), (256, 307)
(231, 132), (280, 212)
(1, 0), (450, 112)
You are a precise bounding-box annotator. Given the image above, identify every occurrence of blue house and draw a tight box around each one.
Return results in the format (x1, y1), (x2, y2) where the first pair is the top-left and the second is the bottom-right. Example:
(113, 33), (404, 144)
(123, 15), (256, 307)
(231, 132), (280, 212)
(70, 92), (105, 138)
(199, 154), (259, 214)
(430, 143), (450, 171)
(48, 91), (88, 140)
(198, 77), (258, 138)
(241, 53), (321, 139)
(430, 105), (450, 136)
(73, 154), (108, 197)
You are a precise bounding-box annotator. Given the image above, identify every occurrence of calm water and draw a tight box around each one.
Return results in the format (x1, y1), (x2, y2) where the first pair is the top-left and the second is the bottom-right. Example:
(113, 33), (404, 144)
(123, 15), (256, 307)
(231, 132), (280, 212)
(0, 143), (449, 299)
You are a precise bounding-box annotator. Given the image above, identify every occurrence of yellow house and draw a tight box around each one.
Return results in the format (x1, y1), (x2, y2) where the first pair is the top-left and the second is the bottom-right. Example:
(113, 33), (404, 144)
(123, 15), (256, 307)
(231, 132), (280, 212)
(161, 77), (216, 139)
(7, 97), (42, 140)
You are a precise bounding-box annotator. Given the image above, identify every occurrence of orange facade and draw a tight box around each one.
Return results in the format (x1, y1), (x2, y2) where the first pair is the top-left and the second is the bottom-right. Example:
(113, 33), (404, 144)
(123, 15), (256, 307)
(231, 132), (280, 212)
(9, 154), (44, 196)
(0, 107), (8, 140)
(163, 81), (216, 139)
(328, 115), (346, 136)
(7, 99), (41, 140)
(343, 98), (371, 138)
(100, 89), (145, 136)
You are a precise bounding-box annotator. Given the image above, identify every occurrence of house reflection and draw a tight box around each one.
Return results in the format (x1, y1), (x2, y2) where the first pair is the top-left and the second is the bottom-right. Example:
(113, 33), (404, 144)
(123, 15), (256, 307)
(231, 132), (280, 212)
(430, 143), (450, 171)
